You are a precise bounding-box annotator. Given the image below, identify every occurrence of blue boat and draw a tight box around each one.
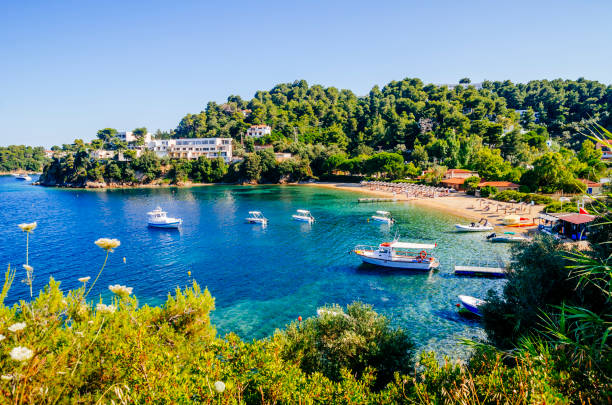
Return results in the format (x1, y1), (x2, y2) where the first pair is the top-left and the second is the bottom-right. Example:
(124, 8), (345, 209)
(458, 295), (485, 316)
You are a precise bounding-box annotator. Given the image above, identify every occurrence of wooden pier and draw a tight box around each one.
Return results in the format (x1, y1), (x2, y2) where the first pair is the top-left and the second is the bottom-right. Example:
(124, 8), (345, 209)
(454, 265), (506, 277)
(358, 198), (397, 203)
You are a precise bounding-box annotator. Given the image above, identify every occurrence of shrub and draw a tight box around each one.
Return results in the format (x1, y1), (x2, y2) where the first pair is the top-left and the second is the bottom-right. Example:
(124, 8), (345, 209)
(277, 303), (414, 389)
(479, 185), (497, 198)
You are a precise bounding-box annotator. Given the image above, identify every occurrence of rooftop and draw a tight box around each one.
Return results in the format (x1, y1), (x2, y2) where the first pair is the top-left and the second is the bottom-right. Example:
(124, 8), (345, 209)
(479, 181), (519, 187)
(557, 213), (597, 225)
(440, 178), (466, 185)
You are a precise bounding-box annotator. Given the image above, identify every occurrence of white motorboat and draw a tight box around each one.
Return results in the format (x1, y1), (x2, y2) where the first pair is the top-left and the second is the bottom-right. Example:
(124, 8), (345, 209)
(456, 218), (493, 232)
(147, 207), (182, 229)
(353, 241), (439, 270)
(458, 295), (485, 316)
(15, 174), (32, 181)
(245, 211), (268, 225)
(292, 209), (315, 223)
(486, 232), (531, 243)
(371, 210), (394, 224)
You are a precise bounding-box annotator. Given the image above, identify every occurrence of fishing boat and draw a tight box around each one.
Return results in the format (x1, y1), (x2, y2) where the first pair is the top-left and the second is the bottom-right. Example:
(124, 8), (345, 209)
(353, 241), (439, 270)
(458, 295), (485, 316)
(455, 218), (493, 232)
(486, 232), (531, 243)
(15, 174), (32, 181)
(371, 210), (394, 224)
(245, 211), (268, 225)
(147, 207), (182, 229)
(292, 209), (315, 223)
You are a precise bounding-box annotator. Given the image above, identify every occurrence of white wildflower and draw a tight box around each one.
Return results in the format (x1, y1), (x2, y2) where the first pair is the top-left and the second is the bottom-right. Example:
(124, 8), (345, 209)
(214, 381), (225, 393)
(78, 276), (91, 283)
(94, 238), (120, 252)
(8, 322), (26, 333)
(0, 334), (5, 341)
(22, 264), (33, 272)
(75, 331), (84, 337)
(96, 303), (116, 314)
(9, 346), (33, 362)
(108, 284), (133, 298)
(1, 374), (13, 381)
(18, 222), (37, 233)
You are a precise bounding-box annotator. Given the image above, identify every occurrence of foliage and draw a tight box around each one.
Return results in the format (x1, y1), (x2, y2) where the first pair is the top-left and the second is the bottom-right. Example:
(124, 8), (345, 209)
(0, 145), (49, 172)
(492, 190), (552, 204)
(277, 303), (414, 389)
(479, 185), (497, 198)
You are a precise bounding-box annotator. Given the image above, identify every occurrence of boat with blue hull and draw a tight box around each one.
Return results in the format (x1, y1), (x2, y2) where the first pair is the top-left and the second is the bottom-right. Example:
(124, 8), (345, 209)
(147, 207), (182, 229)
(458, 295), (484, 316)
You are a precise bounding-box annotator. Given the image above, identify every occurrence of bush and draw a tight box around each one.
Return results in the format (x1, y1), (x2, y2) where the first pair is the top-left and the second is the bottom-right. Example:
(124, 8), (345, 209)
(479, 185), (497, 198)
(492, 190), (552, 204)
(277, 303), (414, 389)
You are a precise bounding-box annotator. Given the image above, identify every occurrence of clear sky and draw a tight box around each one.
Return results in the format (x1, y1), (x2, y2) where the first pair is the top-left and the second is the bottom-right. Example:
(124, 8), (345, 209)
(1, 0), (611, 147)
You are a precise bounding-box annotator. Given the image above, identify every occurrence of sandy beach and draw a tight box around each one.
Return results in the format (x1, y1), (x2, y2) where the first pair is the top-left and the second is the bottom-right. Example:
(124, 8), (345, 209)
(306, 182), (544, 234)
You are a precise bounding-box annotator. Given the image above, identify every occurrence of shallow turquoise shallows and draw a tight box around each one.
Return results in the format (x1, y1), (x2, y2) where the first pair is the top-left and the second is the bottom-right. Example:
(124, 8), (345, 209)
(0, 176), (509, 358)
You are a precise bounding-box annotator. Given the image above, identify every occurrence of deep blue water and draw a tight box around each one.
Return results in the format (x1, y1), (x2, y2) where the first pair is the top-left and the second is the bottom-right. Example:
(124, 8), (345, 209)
(0, 176), (509, 358)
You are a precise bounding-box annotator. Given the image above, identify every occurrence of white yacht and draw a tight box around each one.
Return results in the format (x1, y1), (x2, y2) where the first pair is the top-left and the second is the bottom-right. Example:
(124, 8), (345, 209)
(458, 295), (485, 316)
(353, 241), (439, 270)
(15, 174), (32, 181)
(371, 210), (394, 224)
(147, 207), (182, 229)
(245, 211), (268, 225)
(292, 209), (315, 223)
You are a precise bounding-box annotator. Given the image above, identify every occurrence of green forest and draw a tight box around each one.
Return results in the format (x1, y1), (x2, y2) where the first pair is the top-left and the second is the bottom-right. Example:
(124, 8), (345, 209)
(0, 146), (49, 172)
(40, 77), (611, 190)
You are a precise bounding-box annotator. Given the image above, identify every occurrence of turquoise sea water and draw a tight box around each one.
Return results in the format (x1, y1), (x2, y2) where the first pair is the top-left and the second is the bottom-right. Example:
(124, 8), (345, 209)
(0, 176), (509, 358)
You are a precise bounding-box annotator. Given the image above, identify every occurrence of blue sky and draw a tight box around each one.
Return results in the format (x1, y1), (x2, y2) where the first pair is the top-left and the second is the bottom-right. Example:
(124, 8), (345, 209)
(1, 0), (611, 147)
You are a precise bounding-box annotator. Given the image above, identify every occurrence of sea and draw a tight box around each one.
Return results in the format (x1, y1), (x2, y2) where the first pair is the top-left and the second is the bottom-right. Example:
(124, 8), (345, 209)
(0, 175), (510, 358)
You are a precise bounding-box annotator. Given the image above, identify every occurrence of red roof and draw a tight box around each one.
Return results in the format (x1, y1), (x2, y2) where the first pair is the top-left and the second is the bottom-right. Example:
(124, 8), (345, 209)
(579, 179), (602, 187)
(440, 178), (466, 185)
(558, 213), (596, 225)
(479, 181), (519, 188)
(447, 169), (474, 174)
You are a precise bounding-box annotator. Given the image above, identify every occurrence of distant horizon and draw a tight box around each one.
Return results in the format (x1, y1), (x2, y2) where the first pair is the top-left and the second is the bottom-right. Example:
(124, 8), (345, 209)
(1, 0), (611, 147)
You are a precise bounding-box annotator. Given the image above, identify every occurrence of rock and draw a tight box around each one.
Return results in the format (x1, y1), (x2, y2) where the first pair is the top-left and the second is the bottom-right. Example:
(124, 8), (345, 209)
(85, 181), (107, 188)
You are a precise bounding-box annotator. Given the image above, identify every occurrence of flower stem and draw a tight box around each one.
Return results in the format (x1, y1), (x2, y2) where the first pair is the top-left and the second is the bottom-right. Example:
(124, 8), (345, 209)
(26, 233), (32, 298)
(85, 251), (109, 298)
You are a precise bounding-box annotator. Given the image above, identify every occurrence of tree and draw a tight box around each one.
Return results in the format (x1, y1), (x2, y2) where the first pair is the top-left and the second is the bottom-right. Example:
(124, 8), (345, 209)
(96, 128), (118, 143)
(132, 127), (148, 146)
(464, 176), (480, 193)
(459, 78), (471, 84)
(470, 148), (511, 180)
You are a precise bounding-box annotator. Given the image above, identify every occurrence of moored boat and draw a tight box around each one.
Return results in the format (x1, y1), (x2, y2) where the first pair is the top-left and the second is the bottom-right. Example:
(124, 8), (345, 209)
(246, 211), (268, 225)
(15, 174), (32, 181)
(371, 210), (394, 224)
(458, 295), (485, 316)
(486, 232), (531, 243)
(353, 241), (439, 270)
(455, 219), (493, 232)
(292, 209), (315, 223)
(147, 207), (182, 229)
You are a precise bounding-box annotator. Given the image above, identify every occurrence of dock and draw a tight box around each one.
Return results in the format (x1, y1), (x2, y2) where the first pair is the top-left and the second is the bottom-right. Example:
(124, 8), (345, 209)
(358, 198), (397, 203)
(454, 265), (506, 277)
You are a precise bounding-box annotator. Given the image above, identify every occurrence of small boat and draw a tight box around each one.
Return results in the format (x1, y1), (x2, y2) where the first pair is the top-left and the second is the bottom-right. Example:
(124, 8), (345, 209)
(353, 241), (439, 270)
(458, 295), (485, 316)
(147, 207), (182, 229)
(245, 211), (267, 225)
(15, 174), (32, 181)
(292, 209), (315, 223)
(486, 232), (531, 243)
(455, 219), (493, 232)
(371, 210), (394, 224)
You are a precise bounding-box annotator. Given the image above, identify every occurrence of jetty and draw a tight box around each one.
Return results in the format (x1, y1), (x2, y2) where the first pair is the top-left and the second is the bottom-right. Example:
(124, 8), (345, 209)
(452, 250), (508, 278)
(358, 197), (397, 203)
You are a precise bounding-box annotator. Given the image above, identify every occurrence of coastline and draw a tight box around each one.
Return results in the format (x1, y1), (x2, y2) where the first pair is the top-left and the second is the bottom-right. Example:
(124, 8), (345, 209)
(304, 182), (544, 234)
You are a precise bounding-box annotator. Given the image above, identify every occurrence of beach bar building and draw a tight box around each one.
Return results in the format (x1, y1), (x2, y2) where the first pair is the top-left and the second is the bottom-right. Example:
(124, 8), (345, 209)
(557, 213), (596, 241)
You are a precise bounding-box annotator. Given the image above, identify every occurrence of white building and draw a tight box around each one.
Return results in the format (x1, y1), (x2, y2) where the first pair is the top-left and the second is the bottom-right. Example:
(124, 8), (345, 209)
(245, 125), (271, 138)
(147, 138), (233, 162)
(116, 131), (152, 144)
(90, 149), (117, 160)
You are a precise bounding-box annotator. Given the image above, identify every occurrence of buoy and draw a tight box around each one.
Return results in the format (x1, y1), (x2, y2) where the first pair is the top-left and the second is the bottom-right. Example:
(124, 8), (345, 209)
(123, 257), (126, 264)
(298, 316), (302, 322)
(456, 303), (461, 307)
(188, 271), (191, 277)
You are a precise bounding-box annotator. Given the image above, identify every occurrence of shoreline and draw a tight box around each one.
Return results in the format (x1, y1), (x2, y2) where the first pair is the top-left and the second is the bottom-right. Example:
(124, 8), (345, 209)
(304, 182), (544, 234)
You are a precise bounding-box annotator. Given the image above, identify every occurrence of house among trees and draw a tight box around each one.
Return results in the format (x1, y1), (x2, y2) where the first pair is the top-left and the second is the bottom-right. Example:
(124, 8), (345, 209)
(116, 131), (152, 144)
(478, 181), (519, 191)
(245, 125), (272, 138)
(579, 178), (603, 195)
(595, 140), (612, 160)
(148, 138), (233, 162)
